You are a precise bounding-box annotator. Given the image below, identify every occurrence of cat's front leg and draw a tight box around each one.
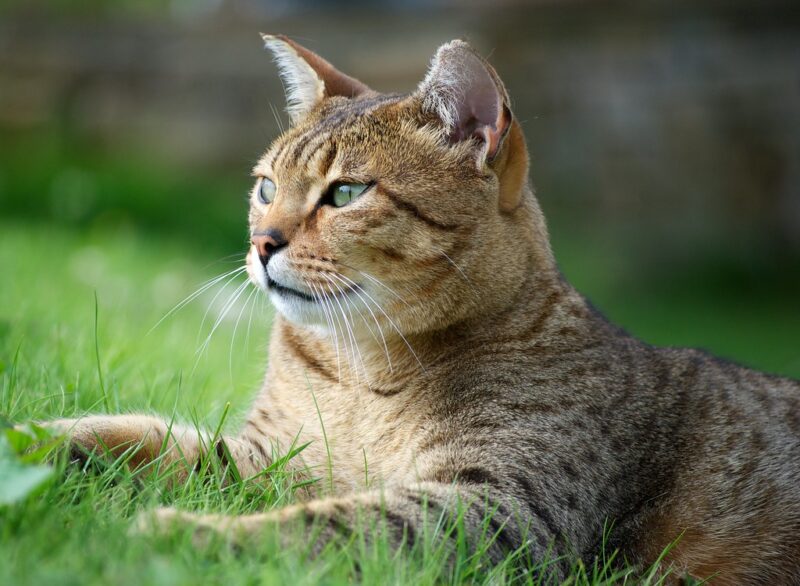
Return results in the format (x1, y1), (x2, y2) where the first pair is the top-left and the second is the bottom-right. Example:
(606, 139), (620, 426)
(136, 481), (566, 579)
(39, 415), (270, 482)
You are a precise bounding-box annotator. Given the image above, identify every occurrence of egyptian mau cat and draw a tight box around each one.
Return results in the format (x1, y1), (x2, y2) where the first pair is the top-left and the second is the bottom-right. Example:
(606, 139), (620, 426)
(46, 36), (800, 583)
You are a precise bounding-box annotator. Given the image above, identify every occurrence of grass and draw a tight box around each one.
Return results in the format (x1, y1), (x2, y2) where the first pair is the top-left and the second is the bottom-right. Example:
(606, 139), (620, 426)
(0, 139), (797, 584)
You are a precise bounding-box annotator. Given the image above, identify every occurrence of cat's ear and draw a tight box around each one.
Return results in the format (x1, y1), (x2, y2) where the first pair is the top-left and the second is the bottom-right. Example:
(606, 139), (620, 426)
(416, 40), (512, 162)
(416, 40), (528, 210)
(261, 34), (372, 123)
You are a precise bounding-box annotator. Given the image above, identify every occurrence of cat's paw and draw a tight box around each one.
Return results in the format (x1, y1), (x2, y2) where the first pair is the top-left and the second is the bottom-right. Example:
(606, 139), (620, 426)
(31, 418), (105, 465)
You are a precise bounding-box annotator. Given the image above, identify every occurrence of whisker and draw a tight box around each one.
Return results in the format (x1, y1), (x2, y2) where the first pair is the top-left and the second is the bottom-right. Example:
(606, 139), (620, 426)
(434, 246), (480, 299)
(199, 253), (247, 271)
(339, 263), (414, 310)
(328, 272), (393, 374)
(149, 266), (247, 334)
(196, 269), (249, 344)
(334, 272), (425, 373)
(268, 102), (285, 134)
(328, 273), (384, 346)
(321, 275), (360, 384)
(244, 281), (260, 351)
(229, 285), (257, 378)
(308, 280), (342, 382)
(196, 279), (250, 361)
(323, 274), (370, 387)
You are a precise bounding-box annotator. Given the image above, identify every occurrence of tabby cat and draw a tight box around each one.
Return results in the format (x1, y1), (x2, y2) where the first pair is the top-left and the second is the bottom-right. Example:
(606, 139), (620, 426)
(46, 36), (800, 583)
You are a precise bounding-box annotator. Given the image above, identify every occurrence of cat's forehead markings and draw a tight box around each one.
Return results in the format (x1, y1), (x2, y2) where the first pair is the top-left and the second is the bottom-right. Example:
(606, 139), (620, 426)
(314, 140), (338, 178)
(263, 94), (404, 176)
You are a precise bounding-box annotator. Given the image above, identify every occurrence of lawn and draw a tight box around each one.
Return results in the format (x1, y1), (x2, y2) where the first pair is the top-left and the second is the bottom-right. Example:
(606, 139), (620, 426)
(1, 148), (798, 584)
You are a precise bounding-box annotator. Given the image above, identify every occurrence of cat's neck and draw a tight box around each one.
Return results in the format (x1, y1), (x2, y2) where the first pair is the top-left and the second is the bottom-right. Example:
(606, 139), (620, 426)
(272, 240), (599, 390)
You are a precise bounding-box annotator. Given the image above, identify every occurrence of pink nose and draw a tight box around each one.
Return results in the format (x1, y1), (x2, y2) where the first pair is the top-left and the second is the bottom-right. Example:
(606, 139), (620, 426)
(251, 230), (287, 266)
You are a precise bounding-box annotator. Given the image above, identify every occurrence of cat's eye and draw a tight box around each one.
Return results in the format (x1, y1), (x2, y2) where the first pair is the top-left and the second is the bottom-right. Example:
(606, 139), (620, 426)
(257, 177), (276, 204)
(330, 183), (369, 208)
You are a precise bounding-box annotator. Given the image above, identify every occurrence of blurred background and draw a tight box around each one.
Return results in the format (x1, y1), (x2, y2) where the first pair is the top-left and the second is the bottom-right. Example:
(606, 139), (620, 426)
(1, 0), (798, 414)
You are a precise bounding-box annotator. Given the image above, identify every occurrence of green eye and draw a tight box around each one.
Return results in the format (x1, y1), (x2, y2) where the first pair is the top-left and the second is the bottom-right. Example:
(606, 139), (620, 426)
(331, 183), (368, 207)
(257, 178), (276, 204)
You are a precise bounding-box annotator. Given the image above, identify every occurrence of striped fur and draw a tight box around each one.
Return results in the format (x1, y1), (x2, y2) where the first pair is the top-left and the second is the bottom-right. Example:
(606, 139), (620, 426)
(48, 38), (800, 583)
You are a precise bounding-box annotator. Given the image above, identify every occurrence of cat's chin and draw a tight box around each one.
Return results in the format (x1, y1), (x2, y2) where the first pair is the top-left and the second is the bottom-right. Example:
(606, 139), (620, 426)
(268, 288), (330, 331)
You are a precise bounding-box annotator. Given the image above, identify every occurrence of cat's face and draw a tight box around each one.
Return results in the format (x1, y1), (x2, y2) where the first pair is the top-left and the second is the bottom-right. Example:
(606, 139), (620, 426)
(246, 37), (537, 338)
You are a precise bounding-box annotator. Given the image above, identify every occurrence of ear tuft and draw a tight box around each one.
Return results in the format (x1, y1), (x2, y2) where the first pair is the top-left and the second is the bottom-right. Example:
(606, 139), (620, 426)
(416, 40), (512, 163)
(261, 33), (371, 124)
(261, 34), (325, 123)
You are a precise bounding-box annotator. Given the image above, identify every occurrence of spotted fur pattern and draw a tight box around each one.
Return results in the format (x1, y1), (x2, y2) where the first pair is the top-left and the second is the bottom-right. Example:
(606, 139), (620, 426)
(48, 37), (800, 583)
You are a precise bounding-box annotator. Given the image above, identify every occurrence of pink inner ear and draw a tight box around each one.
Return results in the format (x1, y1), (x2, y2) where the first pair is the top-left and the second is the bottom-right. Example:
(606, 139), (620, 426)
(449, 61), (508, 161)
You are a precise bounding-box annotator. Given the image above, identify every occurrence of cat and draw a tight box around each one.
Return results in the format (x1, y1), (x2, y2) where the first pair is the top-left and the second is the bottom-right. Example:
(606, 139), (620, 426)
(44, 35), (800, 584)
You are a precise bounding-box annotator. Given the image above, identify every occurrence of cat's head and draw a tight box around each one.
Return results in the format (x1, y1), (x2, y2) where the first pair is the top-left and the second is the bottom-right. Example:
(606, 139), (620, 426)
(246, 35), (551, 339)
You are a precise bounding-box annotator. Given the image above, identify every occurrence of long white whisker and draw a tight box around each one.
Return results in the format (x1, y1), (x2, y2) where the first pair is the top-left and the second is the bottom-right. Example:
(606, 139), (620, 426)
(321, 275), (360, 383)
(339, 264), (413, 309)
(229, 285), (256, 377)
(196, 269), (249, 344)
(308, 280), (341, 382)
(200, 253), (247, 271)
(329, 272), (393, 374)
(328, 274), (384, 346)
(334, 272), (425, 373)
(196, 279), (249, 360)
(244, 281), (260, 351)
(149, 266), (247, 333)
(325, 281), (353, 383)
(268, 102), (285, 134)
(323, 274), (369, 386)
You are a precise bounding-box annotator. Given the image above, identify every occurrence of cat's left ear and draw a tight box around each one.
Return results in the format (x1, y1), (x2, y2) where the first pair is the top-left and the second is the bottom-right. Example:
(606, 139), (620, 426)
(261, 34), (372, 123)
(416, 40), (510, 161)
(416, 40), (528, 210)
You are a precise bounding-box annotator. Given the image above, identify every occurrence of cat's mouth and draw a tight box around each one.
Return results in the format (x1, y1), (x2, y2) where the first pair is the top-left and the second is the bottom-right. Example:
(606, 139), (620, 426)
(266, 276), (317, 302)
(266, 275), (358, 303)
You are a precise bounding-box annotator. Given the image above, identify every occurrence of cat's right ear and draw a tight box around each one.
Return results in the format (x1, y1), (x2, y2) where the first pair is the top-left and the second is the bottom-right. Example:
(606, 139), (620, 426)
(261, 34), (372, 124)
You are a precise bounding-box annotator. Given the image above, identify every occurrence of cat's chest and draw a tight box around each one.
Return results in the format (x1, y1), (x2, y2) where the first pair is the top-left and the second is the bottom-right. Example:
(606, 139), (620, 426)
(259, 370), (430, 489)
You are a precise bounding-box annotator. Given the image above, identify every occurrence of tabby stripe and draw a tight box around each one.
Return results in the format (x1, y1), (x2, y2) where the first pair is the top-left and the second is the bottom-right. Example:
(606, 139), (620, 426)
(454, 466), (503, 489)
(244, 416), (268, 438)
(381, 188), (460, 231)
(242, 434), (270, 464)
(523, 290), (564, 338)
(510, 471), (561, 540)
(402, 488), (443, 513)
(316, 95), (397, 132)
(298, 131), (334, 169)
(291, 128), (323, 164)
(270, 137), (295, 171)
(284, 328), (337, 383)
(376, 246), (404, 260)
(486, 509), (519, 553)
(318, 140), (338, 176)
(275, 126), (316, 170)
(382, 508), (416, 548)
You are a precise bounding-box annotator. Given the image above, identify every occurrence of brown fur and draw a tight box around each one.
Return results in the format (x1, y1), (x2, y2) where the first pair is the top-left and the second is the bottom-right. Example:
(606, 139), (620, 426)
(45, 37), (800, 582)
